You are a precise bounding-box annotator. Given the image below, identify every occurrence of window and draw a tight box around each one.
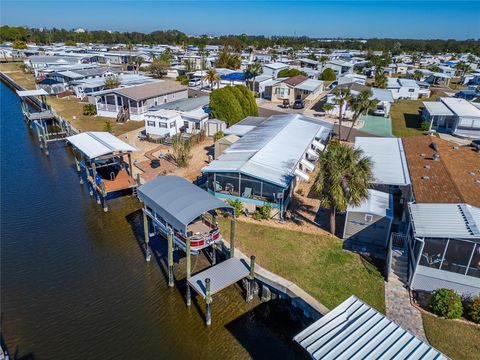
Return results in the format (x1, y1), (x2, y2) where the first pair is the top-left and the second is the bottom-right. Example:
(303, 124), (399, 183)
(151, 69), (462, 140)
(183, 121), (189, 128)
(170, 122), (176, 128)
(419, 238), (447, 269)
(214, 173), (240, 196)
(365, 214), (373, 222)
(441, 239), (475, 275)
(467, 244), (480, 278)
(147, 121), (156, 127)
(240, 174), (263, 199)
(408, 88), (415, 93)
(159, 123), (167, 128)
(195, 122), (201, 130)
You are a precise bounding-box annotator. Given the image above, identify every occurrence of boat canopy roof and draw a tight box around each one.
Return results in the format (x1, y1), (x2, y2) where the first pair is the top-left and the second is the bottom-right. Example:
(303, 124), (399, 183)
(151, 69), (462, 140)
(67, 131), (137, 159)
(16, 89), (49, 97)
(138, 176), (232, 234)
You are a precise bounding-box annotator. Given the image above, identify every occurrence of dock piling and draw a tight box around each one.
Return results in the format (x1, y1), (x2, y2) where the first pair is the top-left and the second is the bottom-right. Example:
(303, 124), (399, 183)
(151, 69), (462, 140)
(247, 255), (256, 303)
(205, 278), (212, 326)
(186, 236), (191, 306)
(143, 211), (151, 262)
(167, 229), (174, 287)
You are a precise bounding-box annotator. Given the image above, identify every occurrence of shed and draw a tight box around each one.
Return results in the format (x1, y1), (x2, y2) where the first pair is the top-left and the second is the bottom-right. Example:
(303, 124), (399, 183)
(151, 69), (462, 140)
(214, 134), (240, 159)
(205, 118), (227, 137)
(343, 189), (393, 259)
(294, 295), (448, 360)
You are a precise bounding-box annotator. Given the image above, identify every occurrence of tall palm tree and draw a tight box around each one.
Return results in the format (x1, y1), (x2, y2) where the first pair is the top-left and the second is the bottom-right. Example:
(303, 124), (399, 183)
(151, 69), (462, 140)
(245, 62), (263, 93)
(411, 52), (421, 67)
(323, 103), (334, 116)
(346, 91), (378, 141)
(319, 55), (329, 72)
(332, 87), (351, 140)
(314, 141), (372, 235)
(455, 61), (471, 78)
(374, 68), (388, 88)
(204, 68), (220, 90)
(412, 70), (423, 81)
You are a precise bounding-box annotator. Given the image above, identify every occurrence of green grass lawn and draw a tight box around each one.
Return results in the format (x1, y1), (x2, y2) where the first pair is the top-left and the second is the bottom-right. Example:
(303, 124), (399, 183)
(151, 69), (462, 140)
(1, 62), (143, 136)
(390, 98), (426, 137)
(422, 313), (480, 360)
(218, 218), (385, 312)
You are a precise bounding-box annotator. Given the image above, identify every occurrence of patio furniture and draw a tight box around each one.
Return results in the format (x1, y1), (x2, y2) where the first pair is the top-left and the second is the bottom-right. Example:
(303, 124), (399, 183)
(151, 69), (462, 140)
(214, 181), (222, 192)
(242, 187), (252, 198)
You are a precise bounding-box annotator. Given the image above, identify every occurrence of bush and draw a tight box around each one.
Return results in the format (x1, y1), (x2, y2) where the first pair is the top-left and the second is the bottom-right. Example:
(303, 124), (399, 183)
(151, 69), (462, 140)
(213, 131), (224, 141)
(103, 120), (112, 133)
(420, 121), (431, 131)
(227, 199), (243, 217)
(83, 103), (96, 116)
(320, 68), (336, 81)
(258, 203), (272, 220)
(210, 85), (258, 126)
(466, 296), (480, 323)
(177, 75), (189, 85)
(277, 68), (308, 78)
(430, 288), (463, 319)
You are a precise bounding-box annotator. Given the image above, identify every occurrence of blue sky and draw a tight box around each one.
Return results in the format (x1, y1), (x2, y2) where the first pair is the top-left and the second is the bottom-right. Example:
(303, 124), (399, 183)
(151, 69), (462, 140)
(1, 1), (479, 39)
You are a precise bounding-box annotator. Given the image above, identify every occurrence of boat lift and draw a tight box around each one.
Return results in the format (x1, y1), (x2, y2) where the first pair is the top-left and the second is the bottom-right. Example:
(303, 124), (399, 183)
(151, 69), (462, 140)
(16, 89), (70, 155)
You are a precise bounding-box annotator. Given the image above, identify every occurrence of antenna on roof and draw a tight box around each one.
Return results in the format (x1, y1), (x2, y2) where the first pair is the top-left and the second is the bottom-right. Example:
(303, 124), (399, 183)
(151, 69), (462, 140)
(433, 153), (440, 161)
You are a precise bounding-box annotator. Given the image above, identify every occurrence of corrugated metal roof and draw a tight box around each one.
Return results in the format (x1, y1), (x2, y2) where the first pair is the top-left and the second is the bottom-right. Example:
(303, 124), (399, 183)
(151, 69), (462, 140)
(137, 176), (232, 234)
(16, 89), (49, 97)
(355, 137), (410, 186)
(423, 101), (455, 116)
(67, 131), (137, 159)
(441, 97), (480, 118)
(295, 79), (324, 92)
(203, 115), (333, 187)
(409, 203), (480, 239)
(148, 96), (209, 112)
(188, 258), (250, 298)
(294, 295), (448, 360)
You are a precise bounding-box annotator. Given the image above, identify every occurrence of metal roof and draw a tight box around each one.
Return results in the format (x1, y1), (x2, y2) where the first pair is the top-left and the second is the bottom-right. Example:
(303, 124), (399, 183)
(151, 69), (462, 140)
(294, 295), (448, 360)
(440, 97), (480, 118)
(16, 89), (49, 97)
(148, 96), (209, 112)
(371, 88), (394, 103)
(203, 114), (333, 187)
(409, 203), (480, 239)
(295, 79), (324, 92)
(188, 258), (250, 298)
(347, 189), (393, 218)
(355, 137), (410, 186)
(423, 101), (455, 116)
(66, 132), (137, 159)
(137, 176), (232, 234)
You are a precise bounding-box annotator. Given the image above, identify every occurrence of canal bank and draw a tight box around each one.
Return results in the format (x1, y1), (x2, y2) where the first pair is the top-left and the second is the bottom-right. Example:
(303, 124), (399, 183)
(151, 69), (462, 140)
(0, 80), (310, 359)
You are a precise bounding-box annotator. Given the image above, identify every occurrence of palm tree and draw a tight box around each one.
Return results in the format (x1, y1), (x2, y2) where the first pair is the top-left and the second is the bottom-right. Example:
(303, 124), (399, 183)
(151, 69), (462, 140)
(332, 87), (351, 140)
(323, 103), (334, 117)
(319, 55), (329, 72)
(346, 91), (378, 141)
(245, 62), (263, 93)
(314, 141), (372, 235)
(455, 61), (471, 78)
(412, 70), (423, 81)
(374, 68), (388, 88)
(411, 52), (421, 67)
(204, 68), (220, 90)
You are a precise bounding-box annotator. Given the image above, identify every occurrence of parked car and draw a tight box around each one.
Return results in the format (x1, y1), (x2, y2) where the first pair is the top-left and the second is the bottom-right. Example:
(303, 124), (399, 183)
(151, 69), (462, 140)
(292, 99), (305, 109)
(138, 129), (147, 141)
(471, 139), (480, 151)
(188, 78), (202, 87)
(373, 108), (386, 116)
(280, 99), (290, 108)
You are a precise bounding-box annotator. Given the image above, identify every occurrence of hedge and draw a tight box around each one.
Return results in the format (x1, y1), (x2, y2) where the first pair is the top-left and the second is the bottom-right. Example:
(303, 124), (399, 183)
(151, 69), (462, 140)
(210, 85), (258, 126)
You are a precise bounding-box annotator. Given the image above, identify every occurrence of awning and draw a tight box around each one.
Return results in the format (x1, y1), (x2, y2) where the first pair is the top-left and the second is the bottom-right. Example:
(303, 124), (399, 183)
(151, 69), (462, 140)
(16, 89), (49, 97)
(300, 158), (315, 172)
(67, 132), (137, 159)
(307, 148), (319, 158)
(312, 140), (325, 151)
(220, 72), (246, 81)
(294, 168), (309, 182)
(138, 176), (232, 234)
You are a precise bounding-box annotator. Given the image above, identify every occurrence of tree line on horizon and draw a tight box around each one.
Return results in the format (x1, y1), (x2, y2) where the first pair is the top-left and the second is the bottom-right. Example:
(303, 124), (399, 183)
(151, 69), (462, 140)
(1, 25), (479, 55)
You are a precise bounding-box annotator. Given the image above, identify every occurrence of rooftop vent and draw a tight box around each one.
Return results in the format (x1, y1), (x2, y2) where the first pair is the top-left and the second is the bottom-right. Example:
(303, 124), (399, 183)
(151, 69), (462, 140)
(420, 153), (426, 157)
(453, 146), (459, 150)
(470, 172), (476, 176)
(422, 176), (430, 180)
(475, 179), (480, 184)
(424, 165), (431, 169)
(433, 153), (440, 161)
(430, 142), (438, 152)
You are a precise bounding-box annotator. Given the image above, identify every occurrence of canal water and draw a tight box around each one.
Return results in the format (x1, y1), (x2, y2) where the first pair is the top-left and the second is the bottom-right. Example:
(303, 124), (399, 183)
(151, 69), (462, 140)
(0, 81), (307, 360)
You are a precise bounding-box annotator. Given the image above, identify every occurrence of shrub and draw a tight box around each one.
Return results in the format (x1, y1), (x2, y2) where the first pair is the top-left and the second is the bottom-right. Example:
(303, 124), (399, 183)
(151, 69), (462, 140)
(430, 288), (463, 319)
(320, 68), (336, 81)
(227, 199), (243, 218)
(420, 121), (431, 132)
(177, 75), (189, 85)
(103, 120), (113, 133)
(83, 103), (97, 116)
(258, 203), (272, 220)
(210, 85), (258, 126)
(466, 296), (480, 323)
(213, 131), (224, 141)
(252, 211), (262, 221)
